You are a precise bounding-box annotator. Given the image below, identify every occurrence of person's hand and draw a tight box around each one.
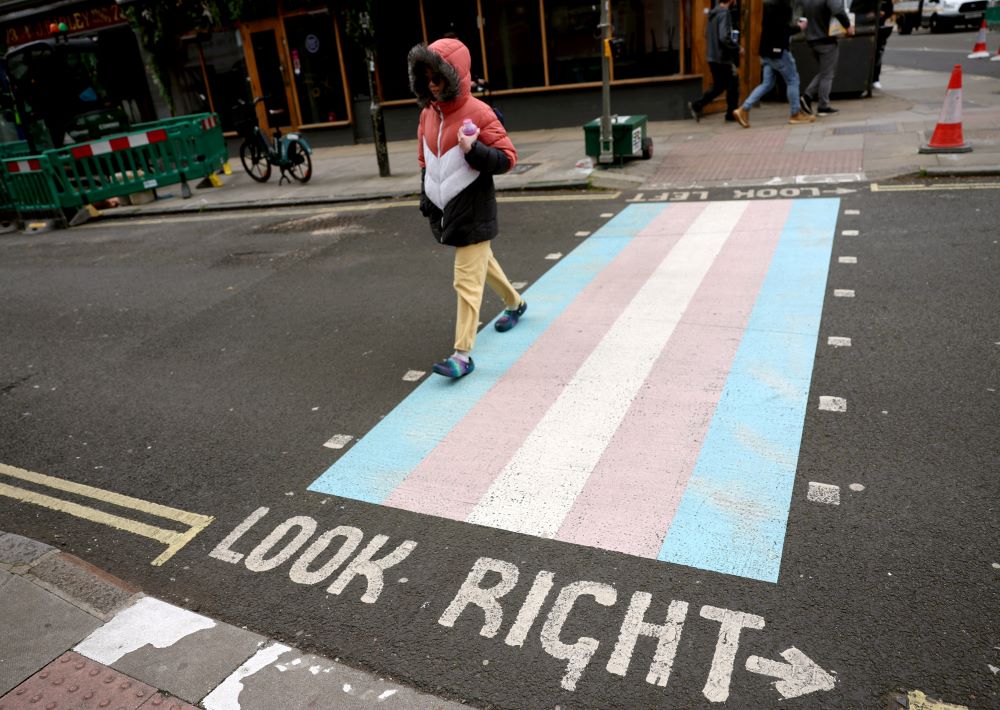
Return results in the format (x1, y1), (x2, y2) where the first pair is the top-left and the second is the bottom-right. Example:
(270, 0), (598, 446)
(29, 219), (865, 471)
(846, 24), (856, 36)
(458, 125), (479, 153)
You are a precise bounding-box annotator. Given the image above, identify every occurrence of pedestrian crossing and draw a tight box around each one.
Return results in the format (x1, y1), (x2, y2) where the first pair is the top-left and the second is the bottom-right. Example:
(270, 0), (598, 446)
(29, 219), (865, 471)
(308, 199), (839, 583)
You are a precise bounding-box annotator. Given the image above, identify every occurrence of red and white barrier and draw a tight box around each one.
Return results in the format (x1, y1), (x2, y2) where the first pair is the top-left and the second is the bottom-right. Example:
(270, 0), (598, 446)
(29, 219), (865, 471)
(6, 159), (42, 173)
(919, 64), (972, 154)
(70, 129), (168, 160)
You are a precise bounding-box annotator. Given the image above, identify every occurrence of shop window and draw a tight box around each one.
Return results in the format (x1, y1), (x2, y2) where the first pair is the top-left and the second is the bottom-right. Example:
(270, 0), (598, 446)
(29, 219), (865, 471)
(199, 31), (251, 130)
(422, 0), (486, 82)
(545, 1), (601, 85)
(177, 31), (250, 132)
(611, 0), (682, 79)
(371, 1), (424, 101)
(481, 0), (545, 89)
(284, 13), (348, 124)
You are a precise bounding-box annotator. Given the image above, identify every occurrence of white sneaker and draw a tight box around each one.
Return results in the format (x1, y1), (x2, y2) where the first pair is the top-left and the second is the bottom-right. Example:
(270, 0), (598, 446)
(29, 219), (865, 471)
(872, 81), (882, 89)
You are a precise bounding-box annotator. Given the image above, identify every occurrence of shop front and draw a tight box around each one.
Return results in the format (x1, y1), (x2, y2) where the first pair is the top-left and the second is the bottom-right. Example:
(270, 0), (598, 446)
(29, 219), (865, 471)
(171, 0), (708, 144)
(0, 0), (158, 134)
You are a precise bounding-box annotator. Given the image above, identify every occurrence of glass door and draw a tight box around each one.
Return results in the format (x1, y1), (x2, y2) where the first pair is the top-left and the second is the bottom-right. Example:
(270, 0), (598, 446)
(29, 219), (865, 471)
(241, 19), (298, 130)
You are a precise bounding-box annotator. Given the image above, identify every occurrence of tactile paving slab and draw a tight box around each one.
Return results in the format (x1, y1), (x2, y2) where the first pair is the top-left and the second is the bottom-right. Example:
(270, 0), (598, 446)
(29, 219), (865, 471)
(0, 651), (155, 710)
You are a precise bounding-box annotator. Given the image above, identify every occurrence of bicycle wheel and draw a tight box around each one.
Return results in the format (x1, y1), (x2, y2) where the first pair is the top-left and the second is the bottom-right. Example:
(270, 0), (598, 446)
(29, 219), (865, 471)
(240, 139), (271, 182)
(287, 140), (313, 183)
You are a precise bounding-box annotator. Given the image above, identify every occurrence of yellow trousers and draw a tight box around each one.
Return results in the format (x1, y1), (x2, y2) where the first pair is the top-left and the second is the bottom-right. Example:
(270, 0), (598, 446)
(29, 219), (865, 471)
(453, 241), (521, 352)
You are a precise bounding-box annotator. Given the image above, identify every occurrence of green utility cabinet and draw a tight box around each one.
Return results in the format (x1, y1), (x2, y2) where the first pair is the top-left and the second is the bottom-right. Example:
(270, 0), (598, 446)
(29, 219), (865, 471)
(583, 114), (653, 163)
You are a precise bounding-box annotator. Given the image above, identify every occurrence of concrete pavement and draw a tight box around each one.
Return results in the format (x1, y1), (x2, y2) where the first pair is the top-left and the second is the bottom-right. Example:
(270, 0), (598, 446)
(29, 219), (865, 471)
(0, 530), (470, 709)
(96, 63), (1000, 221)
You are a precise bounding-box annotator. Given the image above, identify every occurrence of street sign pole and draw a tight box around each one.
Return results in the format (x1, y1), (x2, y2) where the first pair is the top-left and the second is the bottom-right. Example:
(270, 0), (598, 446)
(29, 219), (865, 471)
(598, 0), (614, 164)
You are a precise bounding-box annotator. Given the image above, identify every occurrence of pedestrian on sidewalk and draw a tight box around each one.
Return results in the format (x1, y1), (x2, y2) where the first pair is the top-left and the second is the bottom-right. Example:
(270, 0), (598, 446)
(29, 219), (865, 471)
(408, 37), (527, 380)
(799, 0), (855, 116)
(688, 0), (743, 123)
(872, 0), (894, 89)
(732, 0), (816, 127)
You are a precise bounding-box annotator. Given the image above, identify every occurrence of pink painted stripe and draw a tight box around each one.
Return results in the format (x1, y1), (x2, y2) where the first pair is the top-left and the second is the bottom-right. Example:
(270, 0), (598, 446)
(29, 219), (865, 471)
(555, 200), (792, 557)
(383, 202), (710, 519)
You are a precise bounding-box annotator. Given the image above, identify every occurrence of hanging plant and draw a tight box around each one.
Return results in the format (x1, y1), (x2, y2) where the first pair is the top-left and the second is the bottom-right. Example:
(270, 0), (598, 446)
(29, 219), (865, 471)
(122, 0), (246, 112)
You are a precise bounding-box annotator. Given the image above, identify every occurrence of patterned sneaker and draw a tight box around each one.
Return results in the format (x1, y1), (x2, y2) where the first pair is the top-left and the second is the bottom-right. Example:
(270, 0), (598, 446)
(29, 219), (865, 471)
(494, 301), (527, 332)
(432, 356), (475, 378)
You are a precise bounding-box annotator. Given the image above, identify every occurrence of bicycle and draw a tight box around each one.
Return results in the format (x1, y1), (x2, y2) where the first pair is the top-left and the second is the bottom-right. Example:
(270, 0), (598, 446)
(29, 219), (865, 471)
(233, 96), (313, 184)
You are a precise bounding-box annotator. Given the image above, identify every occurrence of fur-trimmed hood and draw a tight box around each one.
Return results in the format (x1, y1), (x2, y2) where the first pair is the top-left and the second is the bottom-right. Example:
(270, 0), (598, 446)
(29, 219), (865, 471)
(408, 38), (473, 110)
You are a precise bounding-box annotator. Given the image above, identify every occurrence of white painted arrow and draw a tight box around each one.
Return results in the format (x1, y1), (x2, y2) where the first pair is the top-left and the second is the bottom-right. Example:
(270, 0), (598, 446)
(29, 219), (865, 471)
(745, 647), (835, 699)
(822, 187), (857, 195)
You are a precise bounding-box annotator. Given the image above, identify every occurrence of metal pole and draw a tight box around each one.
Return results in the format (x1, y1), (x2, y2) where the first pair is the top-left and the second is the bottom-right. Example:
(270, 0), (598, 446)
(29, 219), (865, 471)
(598, 0), (613, 164)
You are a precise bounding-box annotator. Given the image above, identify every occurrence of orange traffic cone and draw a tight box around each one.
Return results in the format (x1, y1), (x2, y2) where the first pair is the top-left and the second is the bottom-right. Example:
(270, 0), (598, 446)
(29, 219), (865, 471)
(920, 65), (972, 154)
(968, 20), (990, 58)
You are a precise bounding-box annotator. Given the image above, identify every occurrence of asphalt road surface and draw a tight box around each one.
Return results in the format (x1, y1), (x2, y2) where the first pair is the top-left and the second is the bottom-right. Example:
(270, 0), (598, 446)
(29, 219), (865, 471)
(884, 24), (1000, 78)
(1, 183), (998, 708)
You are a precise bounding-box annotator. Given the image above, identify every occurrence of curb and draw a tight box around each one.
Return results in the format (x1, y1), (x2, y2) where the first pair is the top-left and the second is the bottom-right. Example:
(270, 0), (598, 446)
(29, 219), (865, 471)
(920, 165), (1000, 177)
(0, 531), (472, 709)
(95, 179), (595, 221)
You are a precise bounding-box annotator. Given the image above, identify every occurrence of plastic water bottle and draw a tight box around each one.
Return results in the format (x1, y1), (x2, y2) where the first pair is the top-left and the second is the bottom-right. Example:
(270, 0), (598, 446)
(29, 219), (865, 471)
(461, 118), (478, 136)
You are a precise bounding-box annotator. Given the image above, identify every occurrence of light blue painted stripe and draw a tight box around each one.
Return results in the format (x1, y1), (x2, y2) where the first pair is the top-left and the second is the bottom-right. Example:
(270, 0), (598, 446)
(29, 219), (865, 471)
(308, 203), (667, 503)
(658, 198), (839, 582)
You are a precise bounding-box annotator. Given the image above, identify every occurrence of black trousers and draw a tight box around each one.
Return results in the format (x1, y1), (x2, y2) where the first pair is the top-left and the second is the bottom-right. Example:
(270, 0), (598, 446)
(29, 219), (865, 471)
(692, 62), (739, 115)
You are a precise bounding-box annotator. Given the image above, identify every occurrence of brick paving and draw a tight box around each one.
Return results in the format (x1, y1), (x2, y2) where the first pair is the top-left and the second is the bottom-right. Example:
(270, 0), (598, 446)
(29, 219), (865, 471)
(0, 652), (199, 710)
(649, 126), (866, 183)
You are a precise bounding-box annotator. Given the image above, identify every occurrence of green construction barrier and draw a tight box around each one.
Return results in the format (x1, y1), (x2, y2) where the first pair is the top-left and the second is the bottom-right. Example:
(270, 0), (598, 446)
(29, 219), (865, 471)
(988, 0), (1000, 30)
(3, 113), (229, 225)
(132, 113), (227, 177)
(1, 154), (70, 217)
(0, 140), (33, 213)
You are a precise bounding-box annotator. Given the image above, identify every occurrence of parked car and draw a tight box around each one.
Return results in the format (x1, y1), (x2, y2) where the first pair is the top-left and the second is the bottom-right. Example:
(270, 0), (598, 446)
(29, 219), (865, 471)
(893, 0), (987, 33)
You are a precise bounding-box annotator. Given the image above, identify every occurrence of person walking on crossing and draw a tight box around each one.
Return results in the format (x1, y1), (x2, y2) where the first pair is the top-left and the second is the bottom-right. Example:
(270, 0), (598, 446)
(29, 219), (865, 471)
(408, 37), (527, 379)
(688, 0), (743, 123)
(732, 0), (816, 127)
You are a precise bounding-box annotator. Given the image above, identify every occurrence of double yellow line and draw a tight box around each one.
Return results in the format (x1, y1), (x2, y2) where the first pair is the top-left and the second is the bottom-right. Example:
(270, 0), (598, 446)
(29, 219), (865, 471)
(0, 462), (213, 566)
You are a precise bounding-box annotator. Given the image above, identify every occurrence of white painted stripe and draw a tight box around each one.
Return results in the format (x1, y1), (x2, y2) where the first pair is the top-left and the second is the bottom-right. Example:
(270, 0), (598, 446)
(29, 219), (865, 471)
(323, 434), (354, 449)
(130, 133), (151, 148)
(600, 213), (614, 218)
(75, 597), (215, 664)
(203, 643), (291, 710)
(838, 256), (857, 264)
(402, 370), (425, 382)
(841, 229), (859, 236)
(807, 482), (840, 505)
(844, 209), (860, 215)
(827, 336), (852, 347)
(575, 231), (591, 237)
(545, 252), (563, 260)
(819, 396), (847, 412)
(834, 289), (855, 298)
(91, 140), (113, 156)
(511, 281), (528, 290)
(467, 201), (749, 537)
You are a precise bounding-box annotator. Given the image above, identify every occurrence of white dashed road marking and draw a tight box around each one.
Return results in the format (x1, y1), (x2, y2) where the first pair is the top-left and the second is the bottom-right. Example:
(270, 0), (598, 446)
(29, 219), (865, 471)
(827, 336), (852, 347)
(819, 396), (847, 412)
(834, 289), (855, 298)
(807, 482), (841, 505)
(323, 435), (354, 450)
(838, 256), (857, 264)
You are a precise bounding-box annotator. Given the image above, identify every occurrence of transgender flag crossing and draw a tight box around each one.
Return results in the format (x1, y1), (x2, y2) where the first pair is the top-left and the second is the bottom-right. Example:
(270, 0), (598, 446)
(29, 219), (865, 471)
(309, 199), (840, 584)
